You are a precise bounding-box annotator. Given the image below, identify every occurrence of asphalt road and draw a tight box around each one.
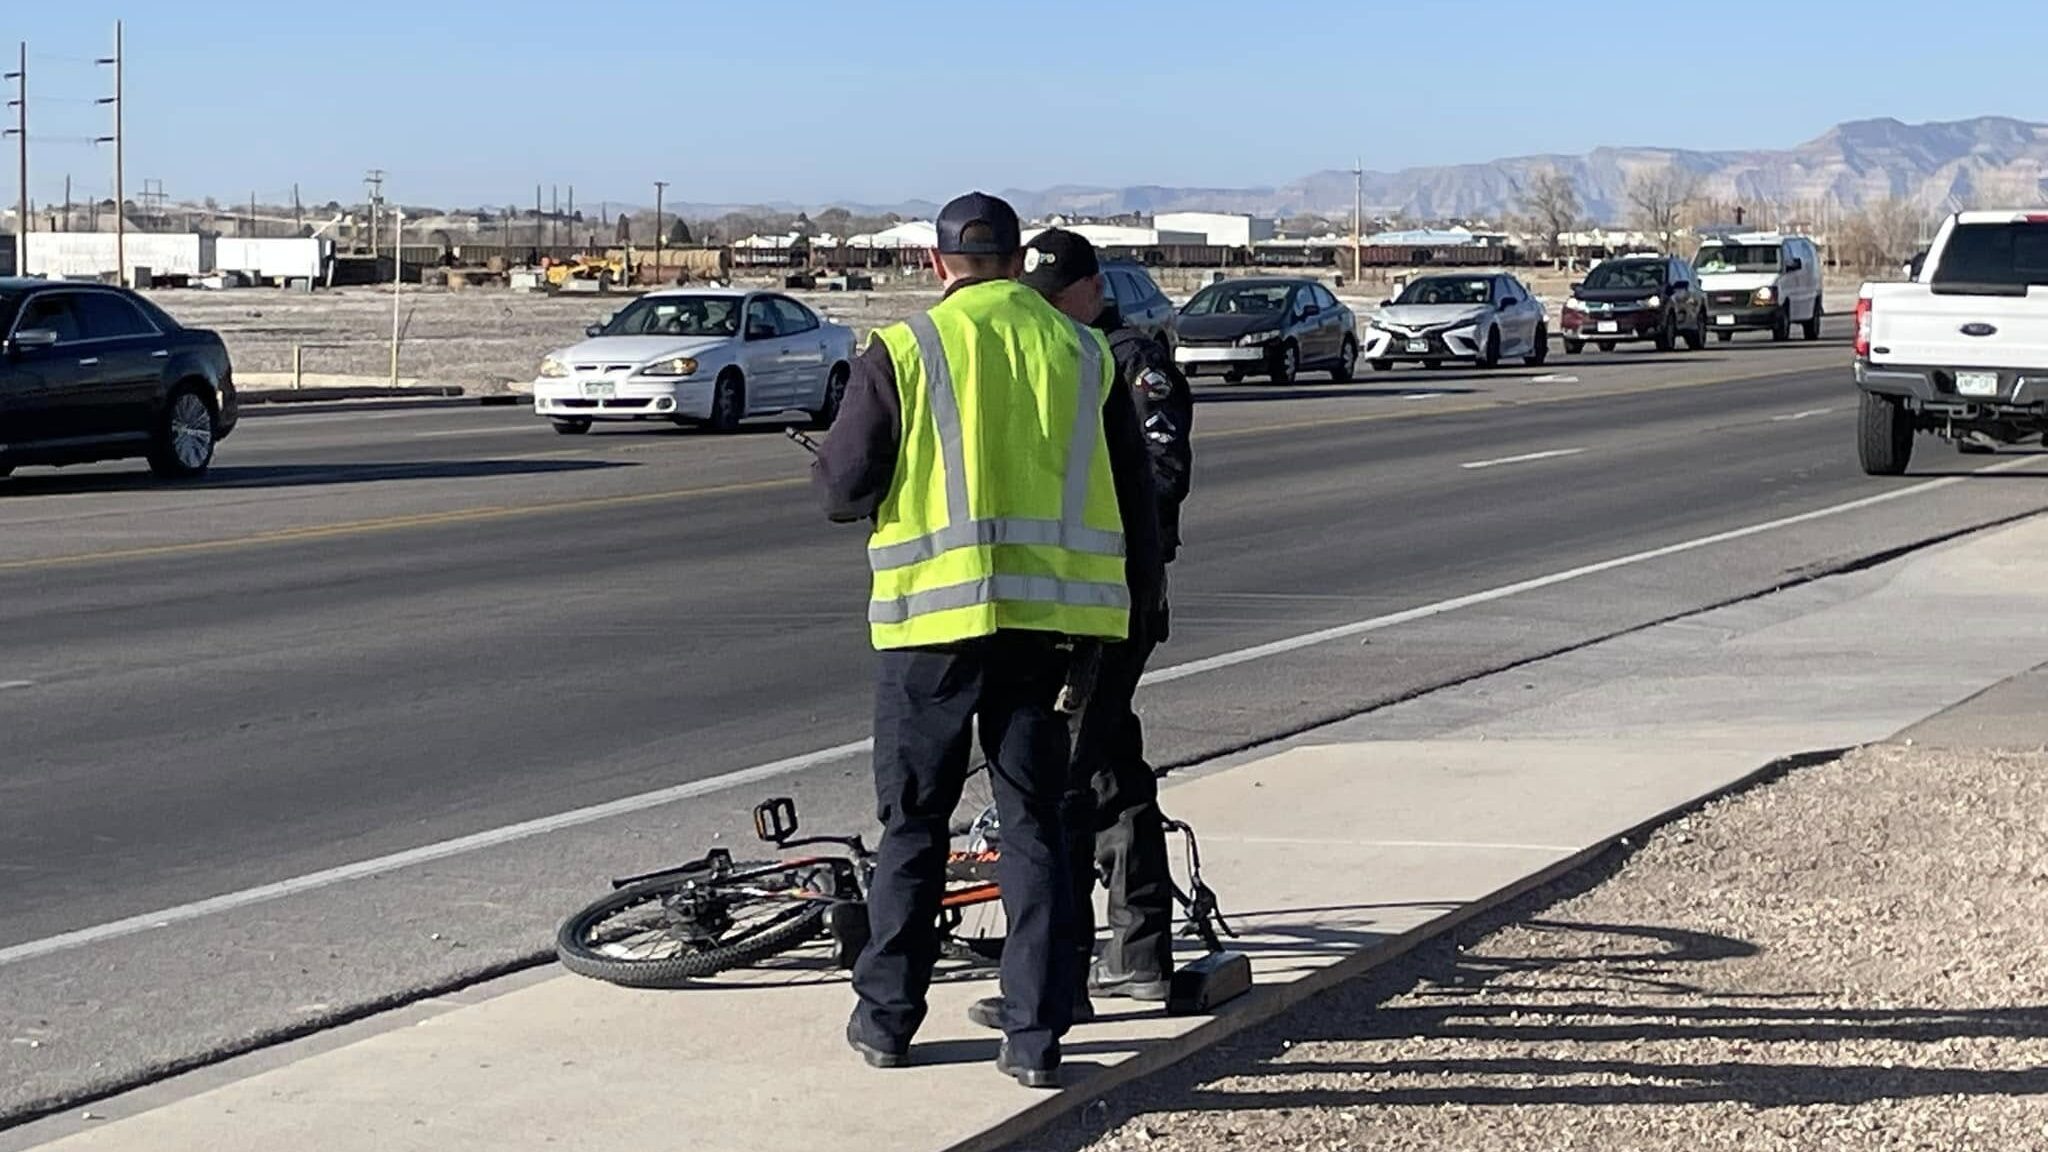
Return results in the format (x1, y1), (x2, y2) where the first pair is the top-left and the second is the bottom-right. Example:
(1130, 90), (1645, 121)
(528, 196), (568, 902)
(8, 328), (2048, 1122)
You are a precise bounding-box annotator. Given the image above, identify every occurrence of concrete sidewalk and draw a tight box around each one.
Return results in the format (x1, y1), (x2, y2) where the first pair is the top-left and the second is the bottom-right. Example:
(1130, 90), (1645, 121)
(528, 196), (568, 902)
(19, 514), (2048, 1152)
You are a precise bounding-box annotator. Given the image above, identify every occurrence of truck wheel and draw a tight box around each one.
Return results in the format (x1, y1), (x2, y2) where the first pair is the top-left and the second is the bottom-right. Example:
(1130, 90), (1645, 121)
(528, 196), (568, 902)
(552, 418), (593, 436)
(1857, 392), (1914, 476)
(1771, 307), (1791, 342)
(1597, 341), (1616, 353)
(1803, 298), (1824, 341)
(1563, 338), (1584, 355)
(1716, 330), (1733, 344)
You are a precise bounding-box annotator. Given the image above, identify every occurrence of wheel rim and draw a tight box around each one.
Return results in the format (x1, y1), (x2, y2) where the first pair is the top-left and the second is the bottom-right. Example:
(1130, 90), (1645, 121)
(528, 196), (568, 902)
(1341, 341), (1356, 374)
(1283, 347), (1297, 377)
(715, 382), (737, 425)
(170, 393), (213, 468)
(828, 370), (847, 413)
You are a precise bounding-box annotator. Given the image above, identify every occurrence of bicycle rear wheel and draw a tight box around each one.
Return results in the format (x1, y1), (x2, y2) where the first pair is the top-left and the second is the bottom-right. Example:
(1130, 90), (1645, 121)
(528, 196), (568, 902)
(556, 864), (831, 988)
(939, 848), (1007, 964)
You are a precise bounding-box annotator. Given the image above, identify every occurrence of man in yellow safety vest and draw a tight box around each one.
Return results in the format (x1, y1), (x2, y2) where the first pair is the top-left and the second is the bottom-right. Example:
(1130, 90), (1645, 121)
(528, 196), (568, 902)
(813, 192), (1161, 1088)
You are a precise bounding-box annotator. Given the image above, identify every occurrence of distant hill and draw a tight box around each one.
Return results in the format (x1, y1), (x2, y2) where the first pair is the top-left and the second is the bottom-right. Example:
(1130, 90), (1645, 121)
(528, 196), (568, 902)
(651, 117), (2047, 226)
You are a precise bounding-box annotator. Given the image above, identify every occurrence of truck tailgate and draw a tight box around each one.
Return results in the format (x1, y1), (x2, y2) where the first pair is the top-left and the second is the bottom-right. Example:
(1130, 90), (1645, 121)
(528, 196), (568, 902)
(1870, 288), (2048, 369)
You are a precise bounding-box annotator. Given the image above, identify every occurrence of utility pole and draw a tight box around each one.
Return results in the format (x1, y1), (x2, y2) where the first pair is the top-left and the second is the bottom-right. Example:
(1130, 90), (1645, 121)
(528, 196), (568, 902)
(364, 169), (385, 256)
(1351, 156), (1363, 284)
(566, 184), (574, 248)
(292, 182), (302, 233)
(62, 174), (70, 231)
(6, 43), (24, 274)
(249, 191), (257, 238)
(95, 22), (123, 285)
(653, 180), (669, 285)
(533, 183), (542, 257)
(550, 184), (559, 250)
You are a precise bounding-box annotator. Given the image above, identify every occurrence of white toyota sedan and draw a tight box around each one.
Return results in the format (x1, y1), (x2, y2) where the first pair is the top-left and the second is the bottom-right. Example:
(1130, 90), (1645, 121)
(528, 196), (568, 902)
(532, 289), (857, 435)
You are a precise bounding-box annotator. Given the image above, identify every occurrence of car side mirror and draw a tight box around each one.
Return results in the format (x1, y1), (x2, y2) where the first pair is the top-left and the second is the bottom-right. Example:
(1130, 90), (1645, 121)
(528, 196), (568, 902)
(1670, 280), (1690, 292)
(584, 324), (604, 338)
(1785, 258), (1803, 272)
(9, 328), (59, 352)
(1300, 304), (1320, 319)
(1499, 296), (1520, 308)
(1379, 298), (1392, 307)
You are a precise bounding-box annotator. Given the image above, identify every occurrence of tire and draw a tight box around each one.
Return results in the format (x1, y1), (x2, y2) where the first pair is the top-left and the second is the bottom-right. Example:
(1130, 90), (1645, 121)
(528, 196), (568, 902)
(1716, 330), (1733, 344)
(1653, 314), (1675, 353)
(1331, 336), (1358, 383)
(1564, 338), (1584, 355)
(810, 363), (849, 429)
(1857, 392), (1914, 476)
(1524, 324), (1549, 366)
(706, 371), (744, 434)
(1422, 360), (1442, 371)
(1223, 369), (1245, 384)
(1771, 307), (1791, 343)
(555, 872), (830, 988)
(1684, 315), (1706, 351)
(147, 386), (218, 479)
(1268, 342), (1298, 386)
(1477, 327), (1501, 369)
(552, 418), (592, 436)
(1598, 341), (1616, 353)
(0, 465), (12, 479)
(1803, 298), (1824, 341)
(1369, 357), (1393, 372)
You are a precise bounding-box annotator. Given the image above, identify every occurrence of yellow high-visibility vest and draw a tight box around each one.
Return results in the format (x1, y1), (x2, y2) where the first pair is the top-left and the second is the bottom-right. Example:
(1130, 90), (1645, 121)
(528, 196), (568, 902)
(866, 280), (1129, 649)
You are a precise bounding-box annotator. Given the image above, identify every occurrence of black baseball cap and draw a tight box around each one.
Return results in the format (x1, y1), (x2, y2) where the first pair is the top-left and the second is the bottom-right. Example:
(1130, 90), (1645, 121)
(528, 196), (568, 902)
(936, 192), (1022, 255)
(1019, 228), (1101, 296)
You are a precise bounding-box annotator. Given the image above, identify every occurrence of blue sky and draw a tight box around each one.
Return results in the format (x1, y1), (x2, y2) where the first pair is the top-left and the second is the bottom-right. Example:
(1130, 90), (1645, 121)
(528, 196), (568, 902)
(7, 0), (2042, 210)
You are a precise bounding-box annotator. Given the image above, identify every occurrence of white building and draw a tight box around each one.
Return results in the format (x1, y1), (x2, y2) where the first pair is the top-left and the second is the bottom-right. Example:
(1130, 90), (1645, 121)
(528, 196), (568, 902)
(845, 221), (938, 249)
(1152, 212), (1276, 248)
(1021, 224), (1204, 248)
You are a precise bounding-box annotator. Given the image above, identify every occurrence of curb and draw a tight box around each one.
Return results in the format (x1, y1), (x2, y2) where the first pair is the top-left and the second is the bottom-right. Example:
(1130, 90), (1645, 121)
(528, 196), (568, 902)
(950, 745), (1851, 1152)
(237, 393), (523, 417)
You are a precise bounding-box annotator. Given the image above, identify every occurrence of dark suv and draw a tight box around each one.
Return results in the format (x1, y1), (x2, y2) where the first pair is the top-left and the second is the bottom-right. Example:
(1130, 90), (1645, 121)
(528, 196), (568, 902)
(0, 280), (238, 480)
(1098, 260), (1178, 353)
(1561, 255), (1708, 354)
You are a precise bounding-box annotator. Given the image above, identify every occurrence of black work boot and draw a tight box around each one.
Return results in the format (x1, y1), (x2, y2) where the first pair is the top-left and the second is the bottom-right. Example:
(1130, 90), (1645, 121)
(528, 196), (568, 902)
(996, 1041), (1060, 1089)
(1088, 960), (1171, 1003)
(844, 1018), (909, 1069)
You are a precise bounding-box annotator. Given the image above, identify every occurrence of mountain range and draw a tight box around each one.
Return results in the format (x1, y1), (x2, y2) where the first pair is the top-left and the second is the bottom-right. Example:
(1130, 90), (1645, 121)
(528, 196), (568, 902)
(670, 117), (2048, 225)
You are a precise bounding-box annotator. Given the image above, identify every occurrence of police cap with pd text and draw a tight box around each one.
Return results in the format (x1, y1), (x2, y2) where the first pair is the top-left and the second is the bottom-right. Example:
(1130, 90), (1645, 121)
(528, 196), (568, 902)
(936, 192), (1023, 255)
(1019, 228), (1101, 297)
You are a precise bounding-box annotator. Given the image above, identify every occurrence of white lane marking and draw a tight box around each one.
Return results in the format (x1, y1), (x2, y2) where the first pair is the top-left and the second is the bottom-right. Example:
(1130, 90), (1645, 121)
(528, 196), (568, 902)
(0, 458), (2025, 968)
(1218, 836), (1578, 853)
(1402, 391), (1447, 400)
(1460, 448), (1586, 470)
(1530, 374), (1580, 384)
(1773, 408), (1834, 422)
(0, 680), (33, 690)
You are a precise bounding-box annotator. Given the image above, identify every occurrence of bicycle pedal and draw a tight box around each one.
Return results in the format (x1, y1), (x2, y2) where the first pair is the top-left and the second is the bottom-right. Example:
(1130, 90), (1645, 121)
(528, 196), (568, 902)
(1166, 950), (1252, 1016)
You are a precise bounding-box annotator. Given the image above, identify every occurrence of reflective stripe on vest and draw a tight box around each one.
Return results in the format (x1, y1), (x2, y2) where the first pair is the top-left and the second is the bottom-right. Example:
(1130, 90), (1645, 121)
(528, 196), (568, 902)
(865, 311), (1122, 579)
(869, 574), (1130, 626)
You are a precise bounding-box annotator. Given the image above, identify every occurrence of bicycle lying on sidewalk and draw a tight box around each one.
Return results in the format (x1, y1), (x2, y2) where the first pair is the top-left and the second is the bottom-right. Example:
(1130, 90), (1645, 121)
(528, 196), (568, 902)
(555, 789), (1236, 992)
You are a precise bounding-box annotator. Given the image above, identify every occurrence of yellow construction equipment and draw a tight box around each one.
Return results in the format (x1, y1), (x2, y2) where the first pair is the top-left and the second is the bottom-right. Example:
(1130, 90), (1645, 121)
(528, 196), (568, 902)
(544, 254), (627, 292)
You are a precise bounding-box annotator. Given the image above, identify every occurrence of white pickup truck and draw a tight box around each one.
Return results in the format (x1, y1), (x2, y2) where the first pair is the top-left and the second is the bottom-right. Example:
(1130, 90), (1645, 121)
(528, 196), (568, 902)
(1855, 210), (2048, 475)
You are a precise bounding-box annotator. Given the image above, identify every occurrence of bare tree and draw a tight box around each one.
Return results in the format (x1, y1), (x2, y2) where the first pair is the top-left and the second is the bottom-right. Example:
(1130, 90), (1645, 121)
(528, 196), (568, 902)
(1518, 169), (1583, 267)
(1626, 168), (1701, 252)
(1833, 199), (1926, 275)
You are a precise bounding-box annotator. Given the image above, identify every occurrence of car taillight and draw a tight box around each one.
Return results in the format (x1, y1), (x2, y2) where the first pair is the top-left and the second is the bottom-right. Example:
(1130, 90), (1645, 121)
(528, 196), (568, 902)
(1854, 297), (1873, 359)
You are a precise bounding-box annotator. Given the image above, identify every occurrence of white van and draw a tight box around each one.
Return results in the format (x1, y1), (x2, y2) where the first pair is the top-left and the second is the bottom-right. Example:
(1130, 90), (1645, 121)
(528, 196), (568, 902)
(1691, 232), (1824, 342)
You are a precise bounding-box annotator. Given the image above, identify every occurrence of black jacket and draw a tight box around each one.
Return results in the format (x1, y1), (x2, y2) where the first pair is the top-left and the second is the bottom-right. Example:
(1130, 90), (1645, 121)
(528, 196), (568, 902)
(1101, 308), (1193, 565)
(812, 281), (1165, 627)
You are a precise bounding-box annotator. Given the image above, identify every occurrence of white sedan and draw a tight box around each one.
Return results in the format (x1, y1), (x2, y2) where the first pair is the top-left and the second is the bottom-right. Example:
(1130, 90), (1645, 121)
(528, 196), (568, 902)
(1361, 272), (1548, 369)
(532, 289), (857, 435)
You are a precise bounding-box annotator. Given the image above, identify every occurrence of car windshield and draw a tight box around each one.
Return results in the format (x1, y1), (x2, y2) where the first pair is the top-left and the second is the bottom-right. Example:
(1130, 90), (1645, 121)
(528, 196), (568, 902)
(599, 295), (742, 338)
(1583, 261), (1666, 290)
(0, 289), (20, 335)
(1183, 283), (1293, 317)
(1395, 278), (1490, 306)
(1693, 244), (1781, 273)
(1930, 223), (2048, 290)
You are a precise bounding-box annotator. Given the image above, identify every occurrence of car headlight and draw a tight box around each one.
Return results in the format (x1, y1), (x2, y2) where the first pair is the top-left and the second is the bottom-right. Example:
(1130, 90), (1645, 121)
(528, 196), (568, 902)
(1753, 287), (1776, 304)
(1235, 330), (1279, 348)
(1646, 294), (1662, 309)
(639, 357), (700, 378)
(539, 356), (569, 378)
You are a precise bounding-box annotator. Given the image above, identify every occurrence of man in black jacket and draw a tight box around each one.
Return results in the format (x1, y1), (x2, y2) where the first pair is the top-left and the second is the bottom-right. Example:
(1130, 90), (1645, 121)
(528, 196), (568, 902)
(992, 228), (1195, 1015)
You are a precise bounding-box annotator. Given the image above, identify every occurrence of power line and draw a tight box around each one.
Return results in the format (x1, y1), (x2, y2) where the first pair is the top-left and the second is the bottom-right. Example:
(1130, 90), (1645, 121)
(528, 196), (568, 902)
(6, 42), (23, 272)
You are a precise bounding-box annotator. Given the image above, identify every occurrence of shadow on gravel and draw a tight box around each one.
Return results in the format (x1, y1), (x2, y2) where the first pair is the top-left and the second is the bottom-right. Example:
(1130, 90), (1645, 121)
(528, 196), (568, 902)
(0, 458), (627, 495)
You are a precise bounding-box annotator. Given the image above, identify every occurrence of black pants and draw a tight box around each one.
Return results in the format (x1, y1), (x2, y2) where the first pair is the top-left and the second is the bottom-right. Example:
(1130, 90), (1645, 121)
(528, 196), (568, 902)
(851, 631), (1074, 1066)
(1064, 635), (1175, 984)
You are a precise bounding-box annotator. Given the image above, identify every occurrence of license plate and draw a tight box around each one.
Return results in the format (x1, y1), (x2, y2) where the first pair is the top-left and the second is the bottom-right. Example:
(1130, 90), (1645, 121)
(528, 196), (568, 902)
(1716, 314), (1736, 326)
(1406, 339), (1430, 353)
(1956, 371), (1999, 397)
(1596, 321), (1619, 334)
(582, 381), (616, 399)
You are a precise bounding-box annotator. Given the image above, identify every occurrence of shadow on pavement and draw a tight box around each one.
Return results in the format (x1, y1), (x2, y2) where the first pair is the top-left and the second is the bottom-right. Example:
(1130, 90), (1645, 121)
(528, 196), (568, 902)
(0, 458), (627, 496)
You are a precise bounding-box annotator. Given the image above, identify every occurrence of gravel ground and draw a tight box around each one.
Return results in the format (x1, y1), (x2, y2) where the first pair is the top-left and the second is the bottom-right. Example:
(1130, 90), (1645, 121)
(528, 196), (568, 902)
(1028, 744), (2048, 1151)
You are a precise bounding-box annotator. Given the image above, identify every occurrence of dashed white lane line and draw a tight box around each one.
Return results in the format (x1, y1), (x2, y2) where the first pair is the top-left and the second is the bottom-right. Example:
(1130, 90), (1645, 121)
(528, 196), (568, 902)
(1460, 448), (1587, 470)
(1773, 408), (1835, 422)
(0, 680), (34, 690)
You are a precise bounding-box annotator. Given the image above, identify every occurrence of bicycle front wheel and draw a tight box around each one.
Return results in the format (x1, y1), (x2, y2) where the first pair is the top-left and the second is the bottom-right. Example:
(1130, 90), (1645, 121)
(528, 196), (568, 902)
(556, 866), (830, 988)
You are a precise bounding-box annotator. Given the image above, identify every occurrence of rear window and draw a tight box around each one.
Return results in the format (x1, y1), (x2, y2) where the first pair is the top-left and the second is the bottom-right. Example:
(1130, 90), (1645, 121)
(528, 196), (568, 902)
(1932, 223), (2048, 295)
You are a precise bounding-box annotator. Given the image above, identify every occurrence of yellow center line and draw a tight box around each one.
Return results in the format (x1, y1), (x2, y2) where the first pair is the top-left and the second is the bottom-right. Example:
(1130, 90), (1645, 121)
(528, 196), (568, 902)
(0, 476), (805, 573)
